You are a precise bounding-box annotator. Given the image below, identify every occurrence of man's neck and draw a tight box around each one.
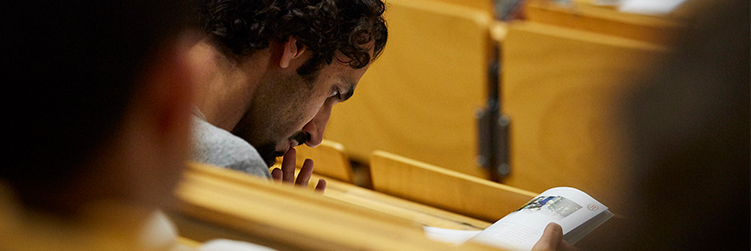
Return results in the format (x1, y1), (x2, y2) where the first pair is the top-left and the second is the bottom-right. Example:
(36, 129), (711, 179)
(190, 40), (268, 131)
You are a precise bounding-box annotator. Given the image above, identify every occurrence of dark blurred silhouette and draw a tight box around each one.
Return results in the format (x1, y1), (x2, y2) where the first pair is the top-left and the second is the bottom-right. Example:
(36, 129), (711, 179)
(2, 0), (192, 215)
(603, 0), (749, 250)
(1, 1), (196, 250)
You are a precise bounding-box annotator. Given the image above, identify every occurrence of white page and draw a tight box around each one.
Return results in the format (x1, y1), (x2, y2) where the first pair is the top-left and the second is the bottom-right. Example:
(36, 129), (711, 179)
(619, 0), (689, 14)
(466, 187), (608, 251)
(422, 226), (481, 246)
(201, 239), (276, 251)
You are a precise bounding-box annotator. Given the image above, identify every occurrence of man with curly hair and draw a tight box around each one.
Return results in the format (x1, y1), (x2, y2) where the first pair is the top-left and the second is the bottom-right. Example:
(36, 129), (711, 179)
(186, 0), (575, 249)
(189, 0), (387, 188)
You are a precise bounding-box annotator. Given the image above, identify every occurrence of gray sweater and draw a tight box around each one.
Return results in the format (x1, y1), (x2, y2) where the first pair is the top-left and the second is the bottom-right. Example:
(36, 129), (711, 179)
(191, 110), (271, 178)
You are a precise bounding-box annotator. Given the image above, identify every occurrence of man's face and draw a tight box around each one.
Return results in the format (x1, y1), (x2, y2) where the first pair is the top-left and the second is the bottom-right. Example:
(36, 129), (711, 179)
(233, 52), (369, 166)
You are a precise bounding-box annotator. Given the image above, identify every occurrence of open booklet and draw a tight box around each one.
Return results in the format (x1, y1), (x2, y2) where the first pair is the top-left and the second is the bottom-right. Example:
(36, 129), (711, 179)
(424, 187), (612, 251)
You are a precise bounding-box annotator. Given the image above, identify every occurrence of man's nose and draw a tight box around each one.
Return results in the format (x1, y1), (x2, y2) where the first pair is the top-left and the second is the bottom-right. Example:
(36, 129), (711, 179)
(302, 103), (332, 147)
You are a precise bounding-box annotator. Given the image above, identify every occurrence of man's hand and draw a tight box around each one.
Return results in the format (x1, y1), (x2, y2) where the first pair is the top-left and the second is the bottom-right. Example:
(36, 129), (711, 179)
(531, 223), (577, 251)
(270, 147), (326, 192)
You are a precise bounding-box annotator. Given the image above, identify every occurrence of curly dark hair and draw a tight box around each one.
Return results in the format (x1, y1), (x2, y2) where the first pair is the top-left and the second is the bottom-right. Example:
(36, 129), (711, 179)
(196, 0), (387, 77)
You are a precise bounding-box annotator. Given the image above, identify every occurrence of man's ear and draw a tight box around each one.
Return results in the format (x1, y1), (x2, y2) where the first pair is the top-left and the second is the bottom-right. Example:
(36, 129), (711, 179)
(280, 36), (308, 69)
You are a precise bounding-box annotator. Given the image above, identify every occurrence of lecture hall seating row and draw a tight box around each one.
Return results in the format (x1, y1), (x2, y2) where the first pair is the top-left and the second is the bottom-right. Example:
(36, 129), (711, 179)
(170, 0), (692, 246)
(321, 0), (673, 214)
(170, 162), (501, 250)
(286, 139), (543, 223)
(174, 143), (547, 249)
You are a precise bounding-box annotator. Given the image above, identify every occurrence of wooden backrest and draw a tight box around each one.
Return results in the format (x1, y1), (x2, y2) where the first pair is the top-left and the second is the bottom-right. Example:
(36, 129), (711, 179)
(500, 22), (666, 214)
(312, 172), (492, 231)
(172, 162), (501, 250)
(323, 0), (493, 178)
(429, 0), (684, 45)
(294, 139), (353, 183)
(524, 0), (684, 45)
(265, 162), (493, 230)
(370, 151), (537, 222)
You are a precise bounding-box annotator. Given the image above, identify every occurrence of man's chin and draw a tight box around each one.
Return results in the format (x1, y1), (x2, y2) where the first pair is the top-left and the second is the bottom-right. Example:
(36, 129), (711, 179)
(254, 142), (282, 167)
(265, 151), (286, 167)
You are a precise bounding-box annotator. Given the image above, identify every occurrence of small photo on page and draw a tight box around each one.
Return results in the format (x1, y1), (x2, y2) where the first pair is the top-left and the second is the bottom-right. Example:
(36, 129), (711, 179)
(515, 196), (582, 220)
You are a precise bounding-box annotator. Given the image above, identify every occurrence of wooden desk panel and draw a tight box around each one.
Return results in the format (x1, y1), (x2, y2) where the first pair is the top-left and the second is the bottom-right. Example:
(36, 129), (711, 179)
(172, 163), (498, 250)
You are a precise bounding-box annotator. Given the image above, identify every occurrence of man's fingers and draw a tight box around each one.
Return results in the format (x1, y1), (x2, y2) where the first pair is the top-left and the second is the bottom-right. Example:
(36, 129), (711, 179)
(295, 159), (314, 187)
(277, 150), (325, 193)
(281, 147), (296, 183)
(271, 168), (282, 181)
(314, 179), (327, 192)
(532, 223), (564, 251)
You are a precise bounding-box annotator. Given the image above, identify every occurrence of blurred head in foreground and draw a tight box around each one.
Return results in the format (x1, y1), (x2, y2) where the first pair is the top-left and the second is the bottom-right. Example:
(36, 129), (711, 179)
(613, 0), (749, 250)
(2, 0), (194, 217)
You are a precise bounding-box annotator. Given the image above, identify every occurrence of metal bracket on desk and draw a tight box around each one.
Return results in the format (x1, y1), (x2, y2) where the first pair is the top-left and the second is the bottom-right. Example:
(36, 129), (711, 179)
(476, 44), (510, 182)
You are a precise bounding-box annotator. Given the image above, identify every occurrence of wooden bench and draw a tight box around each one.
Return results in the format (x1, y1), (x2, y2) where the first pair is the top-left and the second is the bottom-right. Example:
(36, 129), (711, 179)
(370, 151), (537, 222)
(170, 162), (499, 250)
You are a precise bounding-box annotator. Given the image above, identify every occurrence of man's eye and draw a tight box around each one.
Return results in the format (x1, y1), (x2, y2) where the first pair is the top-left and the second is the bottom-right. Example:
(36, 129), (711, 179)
(329, 89), (341, 100)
